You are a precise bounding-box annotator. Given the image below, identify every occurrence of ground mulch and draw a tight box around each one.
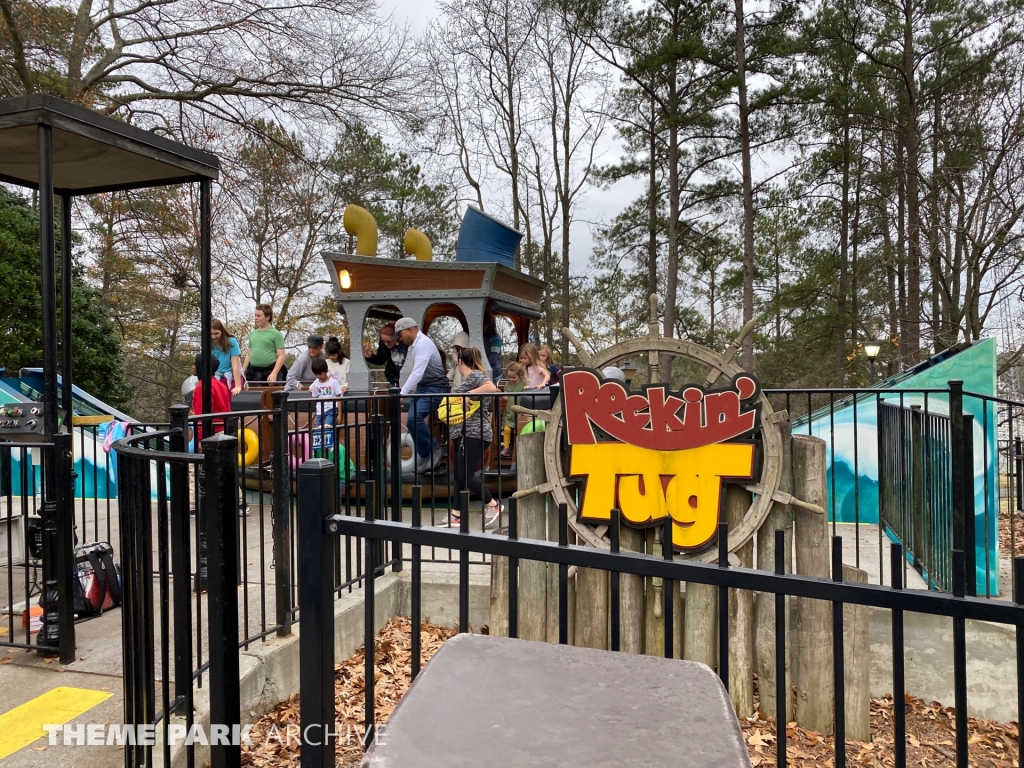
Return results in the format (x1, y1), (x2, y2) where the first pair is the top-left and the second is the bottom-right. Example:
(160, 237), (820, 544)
(241, 616), (456, 767)
(741, 692), (1019, 767)
(999, 508), (1024, 557)
(241, 617), (1018, 768)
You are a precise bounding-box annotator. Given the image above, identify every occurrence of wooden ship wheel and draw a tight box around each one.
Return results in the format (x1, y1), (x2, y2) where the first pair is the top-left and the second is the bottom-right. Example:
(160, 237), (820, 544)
(516, 295), (813, 562)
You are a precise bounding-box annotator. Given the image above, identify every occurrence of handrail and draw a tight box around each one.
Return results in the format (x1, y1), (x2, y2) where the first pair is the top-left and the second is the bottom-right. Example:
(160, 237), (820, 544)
(113, 428), (202, 463)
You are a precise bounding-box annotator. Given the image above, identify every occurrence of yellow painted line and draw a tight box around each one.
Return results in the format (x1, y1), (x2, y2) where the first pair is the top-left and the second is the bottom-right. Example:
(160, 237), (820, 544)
(0, 686), (112, 760)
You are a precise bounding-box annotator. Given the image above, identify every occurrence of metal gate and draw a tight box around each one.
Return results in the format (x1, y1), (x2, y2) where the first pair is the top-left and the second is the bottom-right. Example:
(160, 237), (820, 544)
(877, 398), (974, 592)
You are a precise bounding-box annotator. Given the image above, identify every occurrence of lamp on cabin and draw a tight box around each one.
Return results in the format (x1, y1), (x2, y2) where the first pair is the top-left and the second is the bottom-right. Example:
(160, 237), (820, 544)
(339, 269), (353, 290)
(620, 360), (638, 386)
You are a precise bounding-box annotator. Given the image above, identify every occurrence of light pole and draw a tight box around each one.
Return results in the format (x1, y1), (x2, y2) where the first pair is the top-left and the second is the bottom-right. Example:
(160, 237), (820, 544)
(864, 340), (881, 385)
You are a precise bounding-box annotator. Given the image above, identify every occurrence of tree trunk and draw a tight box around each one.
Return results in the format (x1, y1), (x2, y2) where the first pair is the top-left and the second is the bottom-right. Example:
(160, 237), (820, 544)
(736, 0), (756, 371)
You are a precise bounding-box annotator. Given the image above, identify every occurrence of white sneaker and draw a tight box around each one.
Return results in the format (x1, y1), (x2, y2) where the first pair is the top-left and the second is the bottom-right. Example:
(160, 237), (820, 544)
(429, 446), (444, 469)
(484, 502), (503, 527)
(435, 512), (461, 527)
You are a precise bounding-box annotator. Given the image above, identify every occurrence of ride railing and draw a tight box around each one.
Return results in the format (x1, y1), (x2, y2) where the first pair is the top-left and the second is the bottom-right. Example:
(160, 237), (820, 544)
(292, 460), (1024, 768)
(763, 385), (1007, 597)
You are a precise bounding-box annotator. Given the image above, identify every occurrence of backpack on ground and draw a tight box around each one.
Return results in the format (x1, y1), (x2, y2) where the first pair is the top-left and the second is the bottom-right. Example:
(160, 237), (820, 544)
(72, 542), (122, 618)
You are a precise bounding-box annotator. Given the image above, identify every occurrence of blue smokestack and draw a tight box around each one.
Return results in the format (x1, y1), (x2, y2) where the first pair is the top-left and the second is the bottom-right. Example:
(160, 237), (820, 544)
(455, 206), (523, 269)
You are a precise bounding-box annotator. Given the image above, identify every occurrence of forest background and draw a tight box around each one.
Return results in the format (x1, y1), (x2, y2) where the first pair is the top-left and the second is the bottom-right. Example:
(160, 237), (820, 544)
(2, 0), (1023, 419)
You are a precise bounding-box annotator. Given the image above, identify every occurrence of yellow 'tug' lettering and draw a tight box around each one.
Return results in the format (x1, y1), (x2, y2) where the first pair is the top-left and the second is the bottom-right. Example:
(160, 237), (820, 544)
(569, 442), (756, 551)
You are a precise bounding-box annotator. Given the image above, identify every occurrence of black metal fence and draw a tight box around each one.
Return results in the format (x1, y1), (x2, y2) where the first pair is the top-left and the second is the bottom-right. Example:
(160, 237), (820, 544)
(69, 380), (1024, 768)
(295, 456), (1024, 768)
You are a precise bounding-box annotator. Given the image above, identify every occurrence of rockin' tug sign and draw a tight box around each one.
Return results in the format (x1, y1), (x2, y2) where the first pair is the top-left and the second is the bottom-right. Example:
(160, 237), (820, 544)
(562, 368), (762, 552)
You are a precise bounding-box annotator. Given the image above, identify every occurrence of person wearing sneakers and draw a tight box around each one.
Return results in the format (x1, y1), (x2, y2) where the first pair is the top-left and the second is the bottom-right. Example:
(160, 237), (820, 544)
(438, 347), (502, 528)
(396, 317), (450, 472)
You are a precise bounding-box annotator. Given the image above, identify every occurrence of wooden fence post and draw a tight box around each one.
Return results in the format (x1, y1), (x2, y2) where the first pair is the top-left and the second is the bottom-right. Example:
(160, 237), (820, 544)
(843, 564), (870, 741)
(489, 532), (509, 637)
(620, 526), (646, 654)
(755, 420), (794, 721)
(574, 565), (609, 649)
(645, 528), (666, 656)
(683, 574), (717, 669)
(517, 432), (547, 642)
(726, 484), (754, 717)
(791, 434), (833, 734)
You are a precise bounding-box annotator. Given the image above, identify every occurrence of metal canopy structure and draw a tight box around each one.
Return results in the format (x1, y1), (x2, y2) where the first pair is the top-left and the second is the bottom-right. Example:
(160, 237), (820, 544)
(0, 94), (220, 661)
(0, 94), (220, 437)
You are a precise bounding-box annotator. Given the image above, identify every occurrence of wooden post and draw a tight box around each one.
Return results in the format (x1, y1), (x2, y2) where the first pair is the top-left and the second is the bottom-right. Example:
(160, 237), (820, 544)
(843, 564), (870, 741)
(489, 528), (509, 638)
(644, 528), (666, 656)
(517, 432), (547, 642)
(726, 484), (754, 717)
(574, 565), (609, 649)
(620, 525), (646, 654)
(791, 434), (833, 735)
(755, 421), (794, 721)
(683, 568), (717, 669)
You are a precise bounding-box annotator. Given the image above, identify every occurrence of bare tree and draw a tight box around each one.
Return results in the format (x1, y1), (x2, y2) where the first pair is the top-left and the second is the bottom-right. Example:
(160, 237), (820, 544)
(0, 0), (417, 127)
(426, 0), (538, 263)
(531, 9), (608, 361)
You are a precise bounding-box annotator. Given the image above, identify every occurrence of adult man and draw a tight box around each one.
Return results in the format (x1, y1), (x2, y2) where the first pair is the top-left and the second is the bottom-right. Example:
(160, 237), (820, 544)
(396, 317), (449, 470)
(364, 322), (407, 388)
(242, 304), (286, 383)
(284, 334), (327, 392)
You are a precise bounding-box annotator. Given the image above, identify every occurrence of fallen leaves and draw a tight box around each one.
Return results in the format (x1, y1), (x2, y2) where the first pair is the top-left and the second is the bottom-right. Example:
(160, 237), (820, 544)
(741, 688), (1020, 767)
(242, 620), (1020, 768)
(243, 615), (456, 768)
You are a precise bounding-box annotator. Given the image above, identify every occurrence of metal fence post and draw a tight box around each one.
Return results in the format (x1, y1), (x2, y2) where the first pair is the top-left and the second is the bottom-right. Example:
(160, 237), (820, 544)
(272, 390), (293, 636)
(370, 414), (386, 572)
(950, 380), (966, 559)
(168, 405), (195, 713)
(201, 433), (241, 768)
(54, 433), (76, 663)
(37, 435), (75, 660)
(298, 458), (337, 768)
(389, 387), (403, 572)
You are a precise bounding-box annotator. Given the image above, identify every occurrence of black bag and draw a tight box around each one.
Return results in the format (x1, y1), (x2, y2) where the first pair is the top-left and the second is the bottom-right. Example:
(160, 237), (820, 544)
(72, 542), (122, 618)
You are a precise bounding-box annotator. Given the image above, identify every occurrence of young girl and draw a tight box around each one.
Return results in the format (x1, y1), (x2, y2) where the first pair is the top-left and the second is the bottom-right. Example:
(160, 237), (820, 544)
(324, 336), (350, 393)
(538, 344), (561, 386)
(500, 362), (526, 458)
(211, 319), (243, 396)
(437, 348), (503, 528)
(518, 343), (550, 390)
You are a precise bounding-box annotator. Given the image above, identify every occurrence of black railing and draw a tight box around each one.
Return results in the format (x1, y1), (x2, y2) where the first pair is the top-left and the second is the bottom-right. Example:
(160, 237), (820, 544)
(877, 400), (963, 591)
(295, 454), (1024, 768)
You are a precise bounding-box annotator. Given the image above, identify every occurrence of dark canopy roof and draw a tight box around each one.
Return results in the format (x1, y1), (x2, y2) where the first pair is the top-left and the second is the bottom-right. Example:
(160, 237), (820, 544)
(0, 94), (219, 195)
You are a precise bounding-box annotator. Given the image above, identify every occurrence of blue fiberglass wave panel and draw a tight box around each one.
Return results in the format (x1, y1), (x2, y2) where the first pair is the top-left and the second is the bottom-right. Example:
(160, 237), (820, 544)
(805, 338), (999, 595)
(454, 206), (523, 269)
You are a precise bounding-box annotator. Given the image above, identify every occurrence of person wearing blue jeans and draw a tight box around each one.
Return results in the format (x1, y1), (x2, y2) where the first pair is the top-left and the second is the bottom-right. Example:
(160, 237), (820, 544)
(396, 317), (450, 472)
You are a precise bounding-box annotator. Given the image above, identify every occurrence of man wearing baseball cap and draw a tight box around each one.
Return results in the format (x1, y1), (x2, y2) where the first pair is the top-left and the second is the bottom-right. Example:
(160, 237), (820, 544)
(284, 334), (327, 392)
(396, 317), (450, 471)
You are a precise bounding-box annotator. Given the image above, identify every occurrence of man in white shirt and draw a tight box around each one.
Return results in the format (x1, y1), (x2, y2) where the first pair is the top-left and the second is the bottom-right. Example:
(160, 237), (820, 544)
(396, 317), (450, 471)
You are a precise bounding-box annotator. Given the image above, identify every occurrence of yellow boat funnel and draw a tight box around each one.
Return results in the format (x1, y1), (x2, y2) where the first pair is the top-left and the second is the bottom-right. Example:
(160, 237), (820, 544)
(343, 204), (378, 256)
(404, 228), (433, 261)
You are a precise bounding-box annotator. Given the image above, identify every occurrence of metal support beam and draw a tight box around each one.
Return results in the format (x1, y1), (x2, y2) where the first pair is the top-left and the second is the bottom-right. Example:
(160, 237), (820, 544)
(60, 193), (73, 427)
(39, 125), (58, 438)
(200, 179), (213, 418)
